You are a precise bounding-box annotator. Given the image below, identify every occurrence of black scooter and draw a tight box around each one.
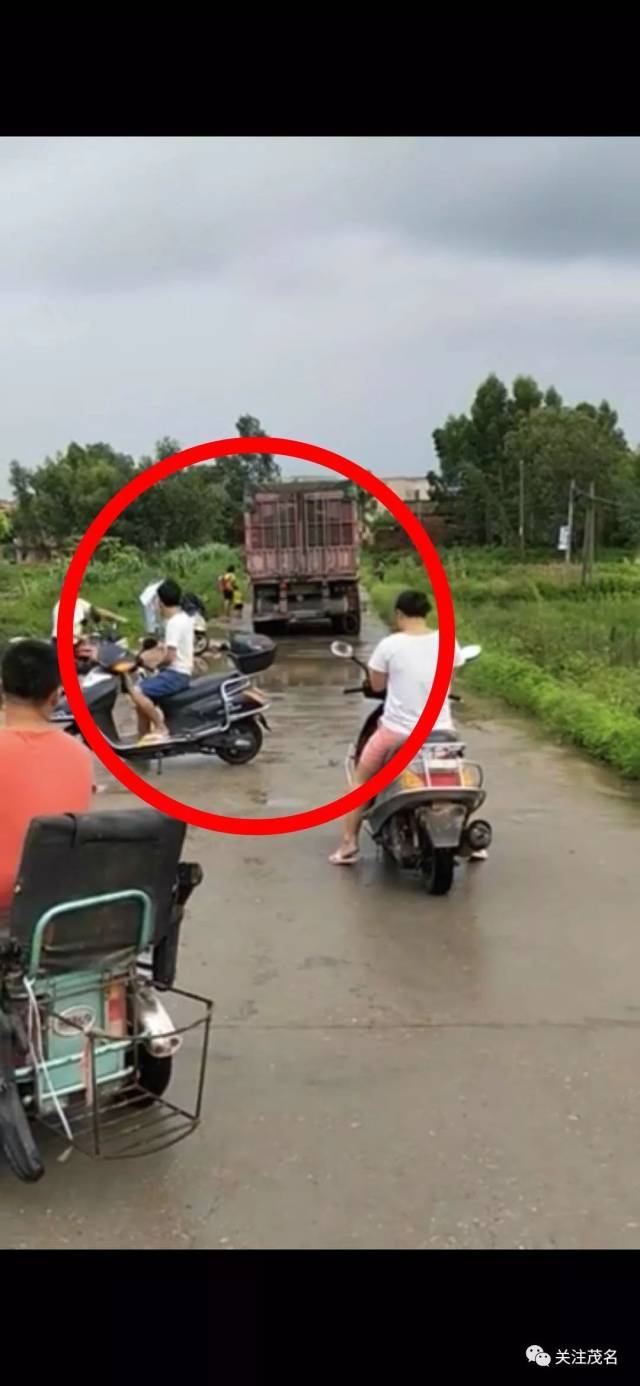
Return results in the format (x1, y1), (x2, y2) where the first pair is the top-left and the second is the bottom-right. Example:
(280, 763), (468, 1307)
(53, 632), (276, 769)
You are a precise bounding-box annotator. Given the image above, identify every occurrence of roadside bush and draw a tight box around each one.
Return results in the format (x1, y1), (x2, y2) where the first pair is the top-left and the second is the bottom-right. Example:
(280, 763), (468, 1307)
(463, 650), (640, 779)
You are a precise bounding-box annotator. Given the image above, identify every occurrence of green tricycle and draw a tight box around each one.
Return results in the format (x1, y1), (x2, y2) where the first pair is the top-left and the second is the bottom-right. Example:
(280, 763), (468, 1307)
(0, 809), (212, 1181)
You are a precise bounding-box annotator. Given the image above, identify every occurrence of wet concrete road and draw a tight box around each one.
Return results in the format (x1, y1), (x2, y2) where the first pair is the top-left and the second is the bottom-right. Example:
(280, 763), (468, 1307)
(3, 605), (640, 1248)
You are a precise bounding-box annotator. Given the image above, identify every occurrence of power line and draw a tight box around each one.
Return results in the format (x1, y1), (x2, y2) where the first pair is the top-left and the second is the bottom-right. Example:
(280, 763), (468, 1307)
(573, 485), (622, 510)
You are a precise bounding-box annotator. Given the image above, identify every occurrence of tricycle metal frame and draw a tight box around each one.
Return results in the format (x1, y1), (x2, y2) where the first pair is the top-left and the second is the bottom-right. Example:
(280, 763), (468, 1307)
(2, 887), (213, 1165)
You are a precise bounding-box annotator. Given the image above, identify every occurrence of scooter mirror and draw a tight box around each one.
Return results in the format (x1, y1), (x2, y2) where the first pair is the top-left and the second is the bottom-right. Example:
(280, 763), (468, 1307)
(331, 641), (354, 659)
(460, 644), (482, 663)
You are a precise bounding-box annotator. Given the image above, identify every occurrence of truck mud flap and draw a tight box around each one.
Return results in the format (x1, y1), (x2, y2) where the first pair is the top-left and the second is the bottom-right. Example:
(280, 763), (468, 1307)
(0, 1015), (44, 1182)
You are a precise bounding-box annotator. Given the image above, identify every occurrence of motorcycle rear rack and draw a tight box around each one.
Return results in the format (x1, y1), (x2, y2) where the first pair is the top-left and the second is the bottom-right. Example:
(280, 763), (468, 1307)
(24, 982), (213, 1161)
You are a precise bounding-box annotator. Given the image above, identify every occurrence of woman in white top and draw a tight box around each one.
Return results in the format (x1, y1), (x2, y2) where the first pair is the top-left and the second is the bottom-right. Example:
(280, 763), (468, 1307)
(330, 588), (464, 865)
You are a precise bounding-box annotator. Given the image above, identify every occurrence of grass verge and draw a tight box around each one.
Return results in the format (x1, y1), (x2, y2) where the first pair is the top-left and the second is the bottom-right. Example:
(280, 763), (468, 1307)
(364, 555), (640, 781)
(462, 649), (640, 779)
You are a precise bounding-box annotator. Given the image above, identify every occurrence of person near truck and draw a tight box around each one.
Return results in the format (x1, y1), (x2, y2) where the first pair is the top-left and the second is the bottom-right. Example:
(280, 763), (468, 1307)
(218, 565), (239, 618)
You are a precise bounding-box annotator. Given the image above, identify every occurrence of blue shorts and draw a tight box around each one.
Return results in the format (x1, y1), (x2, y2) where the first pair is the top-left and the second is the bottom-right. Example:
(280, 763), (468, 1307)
(141, 670), (190, 702)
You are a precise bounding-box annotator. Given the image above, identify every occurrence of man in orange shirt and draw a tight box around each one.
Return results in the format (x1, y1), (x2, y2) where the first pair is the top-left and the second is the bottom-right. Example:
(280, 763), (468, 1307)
(0, 640), (94, 917)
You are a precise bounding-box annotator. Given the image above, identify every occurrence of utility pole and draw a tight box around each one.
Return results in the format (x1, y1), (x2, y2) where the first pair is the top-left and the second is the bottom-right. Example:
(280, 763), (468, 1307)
(581, 480), (596, 584)
(588, 479), (596, 575)
(565, 478), (575, 565)
(519, 458), (525, 560)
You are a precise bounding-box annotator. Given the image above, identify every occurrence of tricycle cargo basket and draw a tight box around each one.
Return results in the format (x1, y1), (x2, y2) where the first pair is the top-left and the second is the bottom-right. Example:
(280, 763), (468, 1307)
(14, 976), (213, 1161)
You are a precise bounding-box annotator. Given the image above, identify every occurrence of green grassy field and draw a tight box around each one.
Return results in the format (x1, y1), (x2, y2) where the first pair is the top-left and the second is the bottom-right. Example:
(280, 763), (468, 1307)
(0, 542), (244, 645)
(365, 550), (640, 779)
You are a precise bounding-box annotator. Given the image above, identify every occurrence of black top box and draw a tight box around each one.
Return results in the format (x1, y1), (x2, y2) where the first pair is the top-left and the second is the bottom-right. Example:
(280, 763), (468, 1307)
(229, 632), (277, 675)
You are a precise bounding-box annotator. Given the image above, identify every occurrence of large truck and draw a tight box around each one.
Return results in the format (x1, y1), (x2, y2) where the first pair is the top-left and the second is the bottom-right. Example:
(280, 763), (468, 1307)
(244, 481), (361, 636)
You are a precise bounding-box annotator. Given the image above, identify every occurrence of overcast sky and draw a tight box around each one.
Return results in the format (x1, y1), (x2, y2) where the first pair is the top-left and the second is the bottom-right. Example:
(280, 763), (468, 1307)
(1, 135), (639, 493)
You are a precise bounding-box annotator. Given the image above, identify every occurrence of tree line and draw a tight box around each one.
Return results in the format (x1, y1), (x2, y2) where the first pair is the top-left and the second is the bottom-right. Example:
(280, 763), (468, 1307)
(429, 375), (640, 549)
(5, 415), (280, 555)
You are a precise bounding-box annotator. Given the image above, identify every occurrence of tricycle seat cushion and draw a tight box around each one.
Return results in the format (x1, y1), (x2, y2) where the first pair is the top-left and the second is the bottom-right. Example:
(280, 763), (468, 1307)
(9, 811), (186, 972)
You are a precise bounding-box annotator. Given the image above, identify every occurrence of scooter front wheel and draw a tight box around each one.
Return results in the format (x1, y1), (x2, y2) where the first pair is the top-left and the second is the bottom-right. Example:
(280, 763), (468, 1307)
(136, 1051), (173, 1102)
(214, 720), (263, 765)
(421, 847), (455, 896)
(0, 1079), (45, 1181)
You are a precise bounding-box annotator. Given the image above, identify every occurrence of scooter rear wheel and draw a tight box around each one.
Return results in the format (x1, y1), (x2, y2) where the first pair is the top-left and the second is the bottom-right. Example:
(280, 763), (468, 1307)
(214, 720), (263, 765)
(421, 847), (455, 896)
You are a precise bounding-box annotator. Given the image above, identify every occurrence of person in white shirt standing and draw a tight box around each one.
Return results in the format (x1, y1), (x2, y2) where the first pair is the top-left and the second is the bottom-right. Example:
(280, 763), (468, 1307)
(127, 579), (194, 745)
(330, 588), (465, 865)
(51, 595), (125, 646)
(51, 596), (93, 642)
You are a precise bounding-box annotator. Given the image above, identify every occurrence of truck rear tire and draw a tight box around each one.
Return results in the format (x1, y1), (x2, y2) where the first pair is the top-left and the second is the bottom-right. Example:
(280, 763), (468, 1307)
(331, 611), (360, 635)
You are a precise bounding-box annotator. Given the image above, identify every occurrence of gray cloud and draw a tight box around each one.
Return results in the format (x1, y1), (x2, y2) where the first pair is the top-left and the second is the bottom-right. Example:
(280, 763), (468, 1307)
(2, 136), (640, 490)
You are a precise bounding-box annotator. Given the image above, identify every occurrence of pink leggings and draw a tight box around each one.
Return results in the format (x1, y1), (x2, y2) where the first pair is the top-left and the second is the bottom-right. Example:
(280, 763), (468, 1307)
(357, 723), (405, 778)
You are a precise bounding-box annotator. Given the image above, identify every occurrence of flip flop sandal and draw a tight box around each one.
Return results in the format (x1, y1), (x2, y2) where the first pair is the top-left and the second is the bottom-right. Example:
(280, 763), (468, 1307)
(329, 849), (360, 866)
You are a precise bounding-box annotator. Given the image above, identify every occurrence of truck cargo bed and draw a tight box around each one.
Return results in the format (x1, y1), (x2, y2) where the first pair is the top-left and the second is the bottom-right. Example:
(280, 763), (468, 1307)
(244, 484), (359, 581)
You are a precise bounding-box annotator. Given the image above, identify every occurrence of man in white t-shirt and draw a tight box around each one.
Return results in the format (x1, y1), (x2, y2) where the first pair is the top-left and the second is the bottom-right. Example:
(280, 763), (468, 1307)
(330, 588), (464, 865)
(127, 578), (194, 744)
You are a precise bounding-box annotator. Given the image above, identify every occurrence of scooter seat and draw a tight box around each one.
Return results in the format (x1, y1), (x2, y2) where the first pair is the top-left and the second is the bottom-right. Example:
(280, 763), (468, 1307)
(158, 673), (228, 710)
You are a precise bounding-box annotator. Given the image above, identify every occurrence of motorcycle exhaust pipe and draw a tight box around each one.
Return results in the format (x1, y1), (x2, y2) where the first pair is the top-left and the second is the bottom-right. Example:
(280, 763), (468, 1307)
(135, 985), (182, 1059)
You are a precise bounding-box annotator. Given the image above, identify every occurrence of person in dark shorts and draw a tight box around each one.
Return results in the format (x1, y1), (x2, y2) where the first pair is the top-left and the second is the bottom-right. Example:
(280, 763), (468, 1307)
(127, 579), (194, 744)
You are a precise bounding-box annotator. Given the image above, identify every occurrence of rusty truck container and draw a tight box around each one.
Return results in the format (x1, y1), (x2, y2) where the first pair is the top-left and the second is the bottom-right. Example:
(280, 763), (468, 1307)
(244, 482), (361, 635)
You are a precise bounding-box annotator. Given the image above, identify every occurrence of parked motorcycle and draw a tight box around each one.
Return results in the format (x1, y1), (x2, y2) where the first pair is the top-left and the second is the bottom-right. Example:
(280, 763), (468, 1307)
(332, 640), (492, 895)
(0, 809), (211, 1182)
(53, 631), (276, 769)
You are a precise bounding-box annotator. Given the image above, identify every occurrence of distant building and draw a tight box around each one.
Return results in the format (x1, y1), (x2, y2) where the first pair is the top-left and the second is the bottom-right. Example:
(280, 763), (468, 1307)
(372, 476), (432, 514)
